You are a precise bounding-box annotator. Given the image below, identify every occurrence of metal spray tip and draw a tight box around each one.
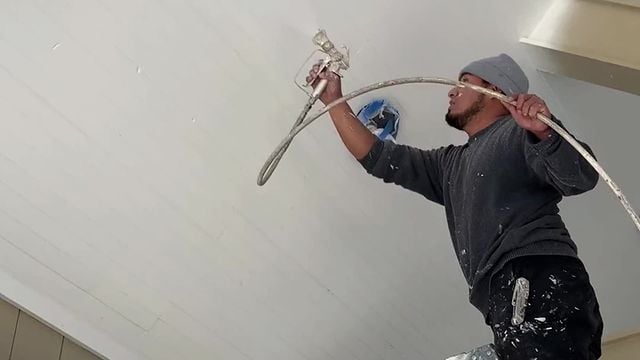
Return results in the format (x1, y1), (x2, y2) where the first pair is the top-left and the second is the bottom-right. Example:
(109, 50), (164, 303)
(312, 29), (349, 69)
(312, 30), (332, 51)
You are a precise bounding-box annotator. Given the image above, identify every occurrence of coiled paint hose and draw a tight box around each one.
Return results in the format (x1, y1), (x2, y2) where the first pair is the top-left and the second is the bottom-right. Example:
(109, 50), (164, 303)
(257, 77), (640, 233)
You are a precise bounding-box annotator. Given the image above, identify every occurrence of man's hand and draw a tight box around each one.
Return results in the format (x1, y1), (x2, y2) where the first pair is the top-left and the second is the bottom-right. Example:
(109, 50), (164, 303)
(306, 61), (343, 106)
(304, 62), (375, 160)
(502, 94), (553, 141)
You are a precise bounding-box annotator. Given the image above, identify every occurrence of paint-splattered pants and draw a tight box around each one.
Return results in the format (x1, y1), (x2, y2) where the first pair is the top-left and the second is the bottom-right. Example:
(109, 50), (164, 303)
(487, 256), (603, 359)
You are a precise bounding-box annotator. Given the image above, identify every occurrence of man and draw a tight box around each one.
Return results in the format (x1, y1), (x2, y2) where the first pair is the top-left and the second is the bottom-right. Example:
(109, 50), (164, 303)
(307, 54), (603, 359)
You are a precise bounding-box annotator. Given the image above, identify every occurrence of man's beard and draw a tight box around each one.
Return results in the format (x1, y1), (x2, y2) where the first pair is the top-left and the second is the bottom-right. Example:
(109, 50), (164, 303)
(445, 95), (485, 130)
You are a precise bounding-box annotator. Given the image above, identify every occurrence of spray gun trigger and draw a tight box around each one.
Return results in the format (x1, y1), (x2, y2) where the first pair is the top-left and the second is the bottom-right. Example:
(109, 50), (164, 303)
(305, 58), (332, 87)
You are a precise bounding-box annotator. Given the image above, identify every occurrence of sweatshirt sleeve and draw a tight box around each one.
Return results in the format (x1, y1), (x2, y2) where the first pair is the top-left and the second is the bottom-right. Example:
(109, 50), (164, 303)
(524, 116), (599, 196)
(359, 139), (451, 205)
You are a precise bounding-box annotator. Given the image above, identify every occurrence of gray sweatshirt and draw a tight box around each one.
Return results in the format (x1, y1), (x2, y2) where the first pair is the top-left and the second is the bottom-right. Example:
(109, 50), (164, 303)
(359, 115), (598, 320)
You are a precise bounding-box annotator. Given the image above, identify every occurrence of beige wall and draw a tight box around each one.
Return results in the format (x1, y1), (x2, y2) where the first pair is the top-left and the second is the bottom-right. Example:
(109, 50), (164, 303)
(603, 332), (640, 360)
(0, 297), (102, 360)
(602, 0), (640, 7)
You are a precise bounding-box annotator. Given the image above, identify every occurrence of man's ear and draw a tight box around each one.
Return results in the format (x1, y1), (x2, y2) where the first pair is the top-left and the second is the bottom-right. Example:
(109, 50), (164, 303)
(487, 84), (503, 94)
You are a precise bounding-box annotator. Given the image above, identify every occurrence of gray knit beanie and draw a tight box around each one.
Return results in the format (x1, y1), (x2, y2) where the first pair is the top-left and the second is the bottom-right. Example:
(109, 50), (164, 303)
(459, 53), (529, 97)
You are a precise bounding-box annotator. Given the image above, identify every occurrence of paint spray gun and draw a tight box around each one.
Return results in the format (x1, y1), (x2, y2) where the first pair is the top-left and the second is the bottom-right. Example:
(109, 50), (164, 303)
(295, 29), (350, 102)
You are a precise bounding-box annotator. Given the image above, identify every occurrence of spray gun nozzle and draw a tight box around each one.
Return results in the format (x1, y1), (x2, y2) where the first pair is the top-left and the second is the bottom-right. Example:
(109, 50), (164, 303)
(312, 29), (349, 70)
(312, 30), (331, 49)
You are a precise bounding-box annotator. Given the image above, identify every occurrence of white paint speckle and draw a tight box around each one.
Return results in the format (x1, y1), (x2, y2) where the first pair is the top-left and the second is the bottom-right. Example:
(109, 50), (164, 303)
(549, 275), (558, 285)
(137, 66), (143, 74)
(534, 317), (546, 322)
(52, 43), (62, 50)
(192, 117), (197, 123)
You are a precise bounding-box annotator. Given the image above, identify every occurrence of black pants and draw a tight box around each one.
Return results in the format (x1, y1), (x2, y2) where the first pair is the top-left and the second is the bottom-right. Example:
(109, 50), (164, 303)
(487, 256), (603, 360)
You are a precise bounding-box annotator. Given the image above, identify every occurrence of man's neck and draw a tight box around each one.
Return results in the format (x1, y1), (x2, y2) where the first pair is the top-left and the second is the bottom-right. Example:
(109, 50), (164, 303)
(464, 112), (508, 138)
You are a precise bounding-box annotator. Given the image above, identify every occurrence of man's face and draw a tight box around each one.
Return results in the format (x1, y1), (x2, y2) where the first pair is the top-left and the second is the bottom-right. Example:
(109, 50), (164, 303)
(445, 74), (488, 130)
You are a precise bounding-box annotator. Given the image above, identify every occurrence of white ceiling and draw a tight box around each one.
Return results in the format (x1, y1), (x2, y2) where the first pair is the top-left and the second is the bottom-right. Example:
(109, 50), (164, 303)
(0, 1), (639, 359)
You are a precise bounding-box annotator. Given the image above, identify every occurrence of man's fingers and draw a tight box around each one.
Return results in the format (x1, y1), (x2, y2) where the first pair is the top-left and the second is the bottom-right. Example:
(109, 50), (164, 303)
(529, 103), (544, 118)
(521, 98), (532, 116)
(516, 95), (526, 113)
(501, 101), (516, 113)
(522, 97), (539, 117)
(307, 64), (325, 85)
